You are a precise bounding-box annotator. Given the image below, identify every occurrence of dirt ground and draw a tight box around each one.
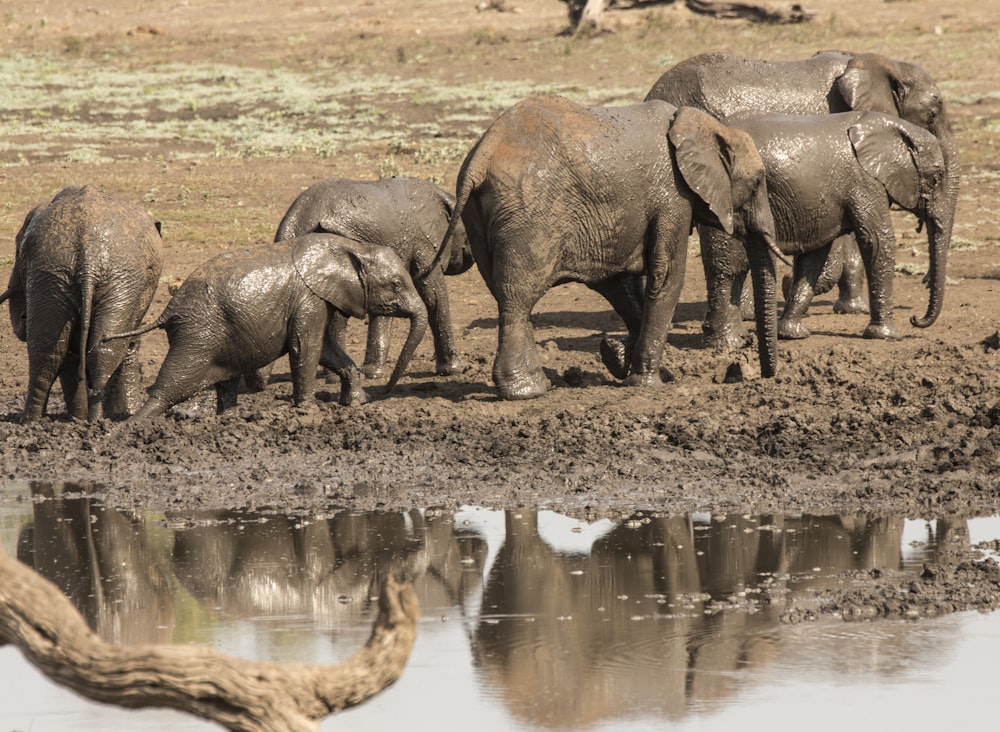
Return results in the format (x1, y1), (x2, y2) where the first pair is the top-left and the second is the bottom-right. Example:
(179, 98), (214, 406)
(0, 0), (998, 534)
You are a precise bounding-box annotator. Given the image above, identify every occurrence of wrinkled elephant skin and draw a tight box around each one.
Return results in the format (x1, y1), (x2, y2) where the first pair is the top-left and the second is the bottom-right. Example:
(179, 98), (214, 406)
(274, 177), (472, 378)
(0, 185), (162, 422)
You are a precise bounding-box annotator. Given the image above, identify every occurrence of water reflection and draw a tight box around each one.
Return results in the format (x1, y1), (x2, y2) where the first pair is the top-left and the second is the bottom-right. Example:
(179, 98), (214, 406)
(3, 482), (989, 731)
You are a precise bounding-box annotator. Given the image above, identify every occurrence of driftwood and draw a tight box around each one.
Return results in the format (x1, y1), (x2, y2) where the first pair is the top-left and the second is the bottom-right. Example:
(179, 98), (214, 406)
(0, 545), (419, 732)
(566, 0), (813, 34)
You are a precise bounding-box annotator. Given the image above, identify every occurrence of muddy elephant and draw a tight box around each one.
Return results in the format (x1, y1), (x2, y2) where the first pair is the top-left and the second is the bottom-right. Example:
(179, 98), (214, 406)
(646, 50), (959, 345)
(275, 177), (473, 378)
(107, 233), (428, 418)
(700, 111), (948, 356)
(435, 95), (779, 399)
(0, 185), (163, 422)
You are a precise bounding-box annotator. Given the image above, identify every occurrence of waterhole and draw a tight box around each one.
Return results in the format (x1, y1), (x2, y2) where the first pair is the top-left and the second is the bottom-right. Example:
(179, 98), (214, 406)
(1, 482), (997, 730)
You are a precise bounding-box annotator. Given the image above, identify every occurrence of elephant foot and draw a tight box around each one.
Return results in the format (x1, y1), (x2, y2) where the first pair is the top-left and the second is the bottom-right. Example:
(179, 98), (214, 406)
(778, 318), (811, 340)
(435, 354), (466, 376)
(599, 337), (629, 380)
(360, 362), (386, 380)
(833, 295), (870, 315)
(495, 370), (551, 401)
(339, 386), (371, 406)
(623, 369), (665, 388)
(862, 321), (902, 340)
(702, 326), (748, 351)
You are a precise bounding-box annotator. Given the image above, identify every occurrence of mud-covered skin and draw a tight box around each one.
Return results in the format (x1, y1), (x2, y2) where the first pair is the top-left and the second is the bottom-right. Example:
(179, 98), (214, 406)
(647, 51), (959, 343)
(115, 233), (428, 417)
(700, 111), (950, 364)
(0, 0), (998, 624)
(274, 177), (473, 378)
(0, 185), (163, 422)
(442, 95), (777, 398)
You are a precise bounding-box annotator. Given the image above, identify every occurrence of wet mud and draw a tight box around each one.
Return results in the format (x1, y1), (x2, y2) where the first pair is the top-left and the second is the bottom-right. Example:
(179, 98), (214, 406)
(1, 0), (1000, 625)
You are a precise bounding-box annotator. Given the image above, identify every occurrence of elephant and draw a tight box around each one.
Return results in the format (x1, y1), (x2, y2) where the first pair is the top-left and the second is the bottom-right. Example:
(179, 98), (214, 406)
(646, 50), (959, 345)
(274, 176), (473, 378)
(434, 95), (779, 399)
(699, 111), (948, 357)
(0, 185), (163, 422)
(106, 233), (428, 418)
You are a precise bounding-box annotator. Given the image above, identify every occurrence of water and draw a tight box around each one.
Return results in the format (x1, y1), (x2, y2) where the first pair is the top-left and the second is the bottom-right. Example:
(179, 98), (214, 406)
(1, 482), (998, 731)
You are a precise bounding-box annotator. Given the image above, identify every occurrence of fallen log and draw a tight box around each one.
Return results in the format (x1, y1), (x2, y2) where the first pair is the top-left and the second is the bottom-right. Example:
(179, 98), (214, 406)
(565, 0), (813, 34)
(0, 545), (418, 732)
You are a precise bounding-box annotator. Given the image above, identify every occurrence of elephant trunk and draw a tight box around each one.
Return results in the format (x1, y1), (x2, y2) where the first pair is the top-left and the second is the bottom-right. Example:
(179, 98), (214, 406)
(384, 303), (428, 394)
(910, 215), (948, 328)
(748, 237), (778, 378)
(911, 118), (958, 330)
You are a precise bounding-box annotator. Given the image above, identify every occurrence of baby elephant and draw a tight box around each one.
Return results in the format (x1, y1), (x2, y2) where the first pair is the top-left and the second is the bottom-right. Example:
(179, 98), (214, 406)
(274, 177), (473, 377)
(109, 233), (428, 418)
(0, 185), (163, 422)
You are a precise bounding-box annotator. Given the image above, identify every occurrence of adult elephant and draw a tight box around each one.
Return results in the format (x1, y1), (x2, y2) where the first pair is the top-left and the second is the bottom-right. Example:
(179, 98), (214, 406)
(703, 111), (948, 354)
(646, 51), (958, 347)
(0, 185), (163, 422)
(435, 95), (779, 400)
(274, 177), (473, 378)
(106, 233), (427, 418)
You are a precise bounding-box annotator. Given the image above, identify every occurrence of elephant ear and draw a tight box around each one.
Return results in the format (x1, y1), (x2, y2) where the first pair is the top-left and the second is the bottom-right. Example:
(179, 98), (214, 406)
(669, 107), (736, 234)
(849, 113), (939, 210)
(292, 235), (368, 319)
(836, 54), (901, 116)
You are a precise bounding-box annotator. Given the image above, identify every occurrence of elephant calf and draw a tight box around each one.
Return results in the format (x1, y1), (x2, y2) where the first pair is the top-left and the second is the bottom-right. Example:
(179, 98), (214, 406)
(107, 233), (428, 418)
(0, 185), (163, 422)
(274, 177), (473, 378)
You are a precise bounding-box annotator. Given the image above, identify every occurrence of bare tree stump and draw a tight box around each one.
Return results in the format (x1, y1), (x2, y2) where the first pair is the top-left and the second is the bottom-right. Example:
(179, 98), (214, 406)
(0, 545), (419, 732)
(563, 0), (813, 32)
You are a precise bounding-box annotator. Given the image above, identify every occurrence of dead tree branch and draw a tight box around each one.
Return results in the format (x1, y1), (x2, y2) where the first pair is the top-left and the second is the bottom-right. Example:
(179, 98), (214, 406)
(0, 546), (419, 732)
(564, 0), (813, 34)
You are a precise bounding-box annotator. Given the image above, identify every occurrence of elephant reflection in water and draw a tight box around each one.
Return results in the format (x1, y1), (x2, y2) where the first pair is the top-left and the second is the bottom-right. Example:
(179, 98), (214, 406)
(471, 510), (948, 729)
(169, 508), (487, 630)
(16, 482), (176, 645)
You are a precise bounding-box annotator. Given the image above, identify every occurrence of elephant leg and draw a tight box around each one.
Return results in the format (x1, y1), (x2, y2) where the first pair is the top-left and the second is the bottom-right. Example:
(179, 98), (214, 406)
(23, 318), (76, 421)
(323, 311), (349, 384)
(779, 244), (832, 340)
(591, 274), (644, 380)
(738, 270), (754, 321)
(58, 353), (88, 421)
(833, 236), (869, 315)
(103, 339), (144, 419)
(700, 226), (748, 350)
(415, 269), (464, 376)
(855, 225), (901, 340)
(362, 315), (391, 380)
(136, 354), (232, 419)
(488, 253), (551, 400)
(626, 221), (688, 386)
(287, 324), (324, 406)
(320, 337), (368, 406)
(494, 310), (549, 400)
(214, 377), (242, 414)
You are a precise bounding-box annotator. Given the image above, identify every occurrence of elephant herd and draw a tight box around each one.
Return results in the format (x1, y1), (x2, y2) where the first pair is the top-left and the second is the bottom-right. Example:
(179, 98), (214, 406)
(0, 49), (958, 421)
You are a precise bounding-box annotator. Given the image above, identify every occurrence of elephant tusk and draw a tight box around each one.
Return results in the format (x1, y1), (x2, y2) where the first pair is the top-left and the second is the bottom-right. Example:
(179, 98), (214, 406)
(764, 237), (793, 268)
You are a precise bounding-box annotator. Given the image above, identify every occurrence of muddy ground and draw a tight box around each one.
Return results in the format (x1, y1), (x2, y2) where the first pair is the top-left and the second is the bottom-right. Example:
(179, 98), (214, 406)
(0, 0), (998, 542)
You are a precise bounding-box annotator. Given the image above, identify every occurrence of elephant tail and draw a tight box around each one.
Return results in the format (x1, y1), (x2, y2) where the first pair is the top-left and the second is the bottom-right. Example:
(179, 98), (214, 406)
(419, 136), (490, 280)
(100, 311), (170, 344)
(78, 271), (96, 386)
(0, 287), (10, 305)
